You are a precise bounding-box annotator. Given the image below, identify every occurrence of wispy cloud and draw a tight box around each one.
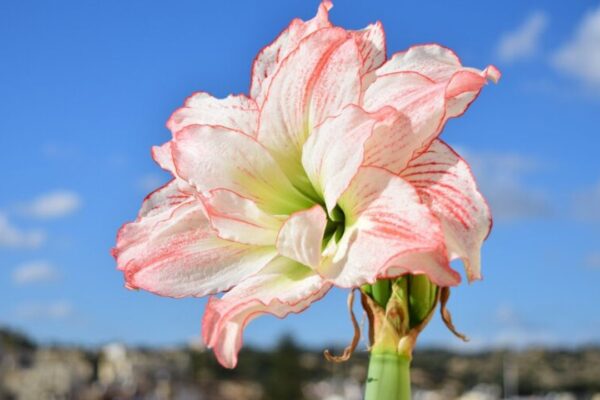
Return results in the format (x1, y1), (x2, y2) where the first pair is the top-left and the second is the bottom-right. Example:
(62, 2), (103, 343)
(495, 304), (526, 327)
(584, 252), (600, 269)
(12, 260), (60, 285)
(490, 304), (557, 347)
(41, 143), (80, 160)
(0, 213), (45, 249)
(552, 5), (600, 87)
(18, 190), (82, 219)
(439, 304), (558, 350)
(14, 300), (74, 320)
(107, 153), (129, 168)
(572, 180), (600, 223)
(136, 174), (167, 192)
(496, 11), (549, 63)
(457, 148), (551, 222)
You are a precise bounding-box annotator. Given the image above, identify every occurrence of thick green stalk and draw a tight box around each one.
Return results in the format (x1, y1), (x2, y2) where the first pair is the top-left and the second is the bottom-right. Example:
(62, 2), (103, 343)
(364, 352), (411, 400)
(363, 276), (439, 400)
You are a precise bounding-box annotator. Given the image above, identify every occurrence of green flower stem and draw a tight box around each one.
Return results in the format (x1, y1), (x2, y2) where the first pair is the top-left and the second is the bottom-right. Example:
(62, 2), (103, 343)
(365, 352), (411, 400)
(363, 276), (439, 400)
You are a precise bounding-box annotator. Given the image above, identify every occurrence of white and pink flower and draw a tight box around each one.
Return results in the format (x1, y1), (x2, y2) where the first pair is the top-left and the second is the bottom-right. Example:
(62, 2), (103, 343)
(113, 0), (499, 368)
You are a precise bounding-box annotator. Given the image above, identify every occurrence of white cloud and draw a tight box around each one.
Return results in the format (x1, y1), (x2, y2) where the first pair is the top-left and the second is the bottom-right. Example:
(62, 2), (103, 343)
(18, 190), (82, 219)
(496, 11), (549, 63)
(489, 304), (557, 347)
(14, 300), (74, 320)
(457, 148), (551, 222)
(572, 180), (600, 223)
(432, 304), (558, 350)
(584, 252), (600, 269)
(136, 174), (167, 192)
(41, 143), (79, 160)
(495, 304), (523, 326)
(12, 260), (60, 285)
(553, 5), (600, 87)
(490, 329), (558, 348)
(0, 213), (45, 249)
(107, 153), (128, 168)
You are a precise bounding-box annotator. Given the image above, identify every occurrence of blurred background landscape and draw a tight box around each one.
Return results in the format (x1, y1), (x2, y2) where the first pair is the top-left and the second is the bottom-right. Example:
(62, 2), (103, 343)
(1, 0), (599, 398)
(2, 328), (600, 399)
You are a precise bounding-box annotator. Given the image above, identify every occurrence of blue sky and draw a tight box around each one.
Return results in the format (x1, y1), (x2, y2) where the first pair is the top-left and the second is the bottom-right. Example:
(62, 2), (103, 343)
(1, 0), (599, 351)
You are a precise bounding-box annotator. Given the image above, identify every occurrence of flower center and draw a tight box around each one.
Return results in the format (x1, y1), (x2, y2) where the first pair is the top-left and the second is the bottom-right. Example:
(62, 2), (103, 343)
(323, 204), (345, 249)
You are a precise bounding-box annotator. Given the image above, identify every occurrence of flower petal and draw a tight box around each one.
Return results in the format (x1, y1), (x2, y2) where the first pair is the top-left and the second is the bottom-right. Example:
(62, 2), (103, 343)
(401, 139), (491, 281)
(319, 166), (460, 287)
(383, 250), (455, 283)
(302, 105), (396, 212)
(276, 205), (327, 269)
(113, 181), (276, 298)
(136, 179), (194, 220)
(361, 44), (500, 174)
(202, 256), (331, 368)
(444, 67), (499, 118)
(362, 72), (446, 173)
(362, 69), (499, 175)
(167, 92), (259, 137)
(152, 141), (176, 174)
(203, 189), (284, 246)
(150, 142), (198, 197)
(352, 21), (386, 76)
(257, 27), (362, 186)
(172, 124), (311, 215)
(373, 44), (500, 84)
(250, 1), (333, 106)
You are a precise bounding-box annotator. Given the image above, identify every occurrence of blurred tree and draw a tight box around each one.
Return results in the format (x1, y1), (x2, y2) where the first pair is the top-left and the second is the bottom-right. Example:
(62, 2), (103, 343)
(264, 334), (304, 400)
(0, 327), (36, 351)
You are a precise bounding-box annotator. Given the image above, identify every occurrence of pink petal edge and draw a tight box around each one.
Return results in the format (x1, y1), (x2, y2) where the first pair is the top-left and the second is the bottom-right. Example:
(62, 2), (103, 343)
(202, 257), (331, 368)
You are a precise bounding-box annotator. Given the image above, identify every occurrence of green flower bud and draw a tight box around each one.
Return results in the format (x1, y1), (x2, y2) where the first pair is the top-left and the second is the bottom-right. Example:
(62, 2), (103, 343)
(407, 274), (438, 328)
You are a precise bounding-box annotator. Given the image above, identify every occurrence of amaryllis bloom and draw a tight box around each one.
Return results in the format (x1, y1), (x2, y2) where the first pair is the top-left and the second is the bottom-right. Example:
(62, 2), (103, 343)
(113, 1), (499, 368)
